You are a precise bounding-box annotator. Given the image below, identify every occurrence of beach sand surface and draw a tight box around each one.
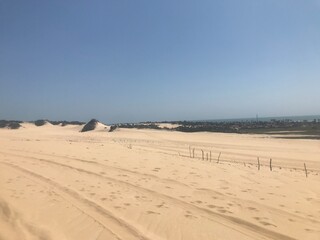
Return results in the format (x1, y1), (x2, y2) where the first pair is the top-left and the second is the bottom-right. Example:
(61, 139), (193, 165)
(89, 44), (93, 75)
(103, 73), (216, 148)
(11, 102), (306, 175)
(0, 123), (319, 240)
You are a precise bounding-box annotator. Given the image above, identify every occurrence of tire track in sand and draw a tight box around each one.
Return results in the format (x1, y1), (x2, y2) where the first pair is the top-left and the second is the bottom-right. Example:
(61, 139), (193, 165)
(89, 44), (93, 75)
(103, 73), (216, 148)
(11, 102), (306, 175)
(5, 149), (319, 225)
(0, 161), (151, 240)
(1, 151), (298, 240)
(10, 149), (191, 188)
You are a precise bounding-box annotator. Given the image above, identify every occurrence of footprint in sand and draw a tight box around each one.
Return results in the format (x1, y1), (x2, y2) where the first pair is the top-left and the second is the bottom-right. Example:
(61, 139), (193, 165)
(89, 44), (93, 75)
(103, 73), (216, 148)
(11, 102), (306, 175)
(184, 214), (197, 219)
(180, 196), (188, 199)
(147, 211), (160, 215)
(259, 221), (277, 227)
(305, 228), (314, 232)
(110, 195), (117, 200)
(156, 202), (165, 208)
(247, 207), (258, 212)
(218, 209), (228, 213)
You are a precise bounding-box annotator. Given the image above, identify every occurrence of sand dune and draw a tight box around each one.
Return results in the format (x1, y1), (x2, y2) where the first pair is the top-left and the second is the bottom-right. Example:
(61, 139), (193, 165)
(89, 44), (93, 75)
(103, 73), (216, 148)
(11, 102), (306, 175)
(81, 119), (110, 132)
(0, 124), (319, 240)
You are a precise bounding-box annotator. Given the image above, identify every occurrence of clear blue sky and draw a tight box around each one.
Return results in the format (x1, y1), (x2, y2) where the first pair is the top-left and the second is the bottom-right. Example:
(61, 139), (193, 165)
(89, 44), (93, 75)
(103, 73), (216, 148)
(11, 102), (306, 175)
(1, 0), (319, 123)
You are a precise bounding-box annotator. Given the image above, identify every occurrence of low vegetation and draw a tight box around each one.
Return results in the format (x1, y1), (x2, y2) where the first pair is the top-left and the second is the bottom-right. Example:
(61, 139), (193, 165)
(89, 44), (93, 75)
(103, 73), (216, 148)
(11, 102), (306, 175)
(0, 120), (22, 129)
(117, 119), (320, 139)
(81, 119), (99, 132)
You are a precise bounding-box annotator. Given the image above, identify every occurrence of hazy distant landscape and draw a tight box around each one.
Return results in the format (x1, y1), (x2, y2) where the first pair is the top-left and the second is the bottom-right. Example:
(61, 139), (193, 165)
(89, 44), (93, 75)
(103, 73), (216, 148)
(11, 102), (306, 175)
(2, 115), (320, 139)
(116, 115), (320, 139)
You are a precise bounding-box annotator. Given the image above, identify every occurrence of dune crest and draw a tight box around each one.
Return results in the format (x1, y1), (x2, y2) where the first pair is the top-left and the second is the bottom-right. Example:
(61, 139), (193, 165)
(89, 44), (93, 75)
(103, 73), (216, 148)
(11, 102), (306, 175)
(81, 119), (110, 132)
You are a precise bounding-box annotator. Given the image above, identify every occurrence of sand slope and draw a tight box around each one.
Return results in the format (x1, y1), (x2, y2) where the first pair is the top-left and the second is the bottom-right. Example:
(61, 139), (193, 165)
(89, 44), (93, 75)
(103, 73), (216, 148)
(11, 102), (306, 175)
(0, 125), (319, 240)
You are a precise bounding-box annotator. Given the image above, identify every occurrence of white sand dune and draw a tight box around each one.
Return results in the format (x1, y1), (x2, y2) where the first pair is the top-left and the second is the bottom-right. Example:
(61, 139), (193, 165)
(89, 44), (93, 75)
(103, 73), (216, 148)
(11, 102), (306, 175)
(156, 123), (181, 129)
(0, 125), (319, 240)
(93, 122), (110, 132)
(81, 119), (110, 132)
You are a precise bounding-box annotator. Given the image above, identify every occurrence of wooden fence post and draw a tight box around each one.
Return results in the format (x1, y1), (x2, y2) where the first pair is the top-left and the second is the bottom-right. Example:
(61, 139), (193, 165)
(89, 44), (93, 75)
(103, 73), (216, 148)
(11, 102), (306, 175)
(269, 158), (272, 171)
(257, 157), (260, 171)
(217, 152), (221, 163)
(201, 150), (204, 160)
(193, 148), (195, 158)
(304, 163), (308, 178)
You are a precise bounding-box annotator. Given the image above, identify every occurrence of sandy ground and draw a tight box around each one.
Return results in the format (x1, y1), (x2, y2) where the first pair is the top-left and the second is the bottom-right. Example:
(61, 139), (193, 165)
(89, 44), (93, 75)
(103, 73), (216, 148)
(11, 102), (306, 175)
(0, 123), (319, 240)
(156, 123), (181, 129)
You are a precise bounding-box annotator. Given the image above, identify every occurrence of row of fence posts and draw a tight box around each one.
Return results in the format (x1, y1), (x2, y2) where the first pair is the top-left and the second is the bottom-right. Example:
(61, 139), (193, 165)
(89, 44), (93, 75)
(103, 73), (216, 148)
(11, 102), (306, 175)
(188, 146), (309, 178)
(189, 146), (222, 163)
